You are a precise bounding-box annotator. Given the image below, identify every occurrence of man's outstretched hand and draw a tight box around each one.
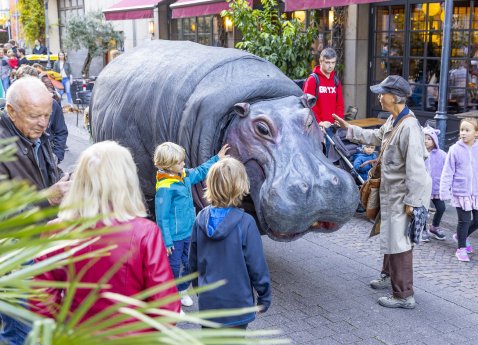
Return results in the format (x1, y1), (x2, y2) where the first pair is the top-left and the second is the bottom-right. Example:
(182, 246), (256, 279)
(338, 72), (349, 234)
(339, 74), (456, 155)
(332, 114), (350, 129)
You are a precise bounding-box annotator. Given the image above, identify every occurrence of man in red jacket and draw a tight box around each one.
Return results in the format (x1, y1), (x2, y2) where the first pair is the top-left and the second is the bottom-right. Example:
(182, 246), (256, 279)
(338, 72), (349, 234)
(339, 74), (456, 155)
(304, 47), (345, 154)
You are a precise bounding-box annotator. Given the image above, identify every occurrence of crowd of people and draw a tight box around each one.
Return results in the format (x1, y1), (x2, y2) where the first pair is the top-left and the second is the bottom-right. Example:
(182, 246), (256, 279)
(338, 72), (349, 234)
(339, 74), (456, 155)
(0, 42), (477, 345)
(0, 39), (73, 106)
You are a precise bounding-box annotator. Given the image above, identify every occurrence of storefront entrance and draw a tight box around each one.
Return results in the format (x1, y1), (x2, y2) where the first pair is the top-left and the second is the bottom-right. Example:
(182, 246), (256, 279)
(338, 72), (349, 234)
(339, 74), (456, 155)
(369, 0), (478, 123)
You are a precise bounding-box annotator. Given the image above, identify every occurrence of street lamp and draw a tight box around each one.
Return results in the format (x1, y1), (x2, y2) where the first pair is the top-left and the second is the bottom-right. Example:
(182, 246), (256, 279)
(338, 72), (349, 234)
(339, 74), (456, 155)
(44, 0), (51, 69)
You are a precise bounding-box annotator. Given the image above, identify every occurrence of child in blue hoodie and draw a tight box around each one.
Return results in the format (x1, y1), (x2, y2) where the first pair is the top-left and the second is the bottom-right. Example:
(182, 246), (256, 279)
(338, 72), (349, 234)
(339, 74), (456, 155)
(154, 142), (229, 308)
(189, 157), (271, 329)
(353, 144), (377, 181)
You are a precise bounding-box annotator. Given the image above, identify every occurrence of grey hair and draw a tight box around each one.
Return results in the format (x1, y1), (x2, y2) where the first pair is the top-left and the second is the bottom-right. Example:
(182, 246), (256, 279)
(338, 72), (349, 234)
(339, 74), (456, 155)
(394, 95), (407, 104)
(320, 47), (337, 60)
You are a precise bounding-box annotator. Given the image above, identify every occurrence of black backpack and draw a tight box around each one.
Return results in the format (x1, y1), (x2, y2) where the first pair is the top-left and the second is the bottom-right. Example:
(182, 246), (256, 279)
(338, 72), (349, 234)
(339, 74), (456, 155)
(309, 72), (340, 101)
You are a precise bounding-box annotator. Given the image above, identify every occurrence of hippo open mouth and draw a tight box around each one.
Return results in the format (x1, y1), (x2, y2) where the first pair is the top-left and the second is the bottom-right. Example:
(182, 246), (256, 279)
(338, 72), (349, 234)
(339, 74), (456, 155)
(254, 202), (341, 241)
(266, 221), (339, 241)
(244, 154), (348, 241)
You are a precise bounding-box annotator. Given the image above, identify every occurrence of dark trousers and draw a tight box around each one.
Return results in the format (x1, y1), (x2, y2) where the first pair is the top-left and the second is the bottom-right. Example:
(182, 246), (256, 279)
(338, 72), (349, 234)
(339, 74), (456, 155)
(456, 208), (478, 248)
(381, 249), (413, 299)
(168, 238), (191, 292)
(431, 198), (446, 227)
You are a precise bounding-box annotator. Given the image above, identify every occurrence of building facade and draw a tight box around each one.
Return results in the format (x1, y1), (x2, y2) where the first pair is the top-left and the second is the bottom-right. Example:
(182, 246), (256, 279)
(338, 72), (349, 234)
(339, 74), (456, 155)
(36, 0), (478, 129)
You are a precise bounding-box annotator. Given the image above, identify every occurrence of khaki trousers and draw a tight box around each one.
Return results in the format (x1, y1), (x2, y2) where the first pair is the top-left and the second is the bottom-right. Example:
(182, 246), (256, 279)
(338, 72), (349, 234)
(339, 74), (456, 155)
(381, 249), (413, 299)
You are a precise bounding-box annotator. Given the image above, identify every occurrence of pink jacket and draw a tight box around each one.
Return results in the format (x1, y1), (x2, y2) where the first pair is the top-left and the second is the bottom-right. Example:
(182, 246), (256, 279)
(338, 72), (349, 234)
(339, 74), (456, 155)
(32, 217), (180, 325)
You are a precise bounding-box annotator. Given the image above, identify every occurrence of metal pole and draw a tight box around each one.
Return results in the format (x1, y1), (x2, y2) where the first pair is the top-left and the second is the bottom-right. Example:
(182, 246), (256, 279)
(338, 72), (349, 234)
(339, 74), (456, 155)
(44, 0), (51, 69)
(434, 0), (453, 149)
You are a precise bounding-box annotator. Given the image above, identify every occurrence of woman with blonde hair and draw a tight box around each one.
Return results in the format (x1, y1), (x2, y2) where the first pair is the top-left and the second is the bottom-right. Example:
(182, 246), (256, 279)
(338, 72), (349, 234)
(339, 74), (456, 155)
(33, 141), (180, 323)
(189, 157), (271, 329)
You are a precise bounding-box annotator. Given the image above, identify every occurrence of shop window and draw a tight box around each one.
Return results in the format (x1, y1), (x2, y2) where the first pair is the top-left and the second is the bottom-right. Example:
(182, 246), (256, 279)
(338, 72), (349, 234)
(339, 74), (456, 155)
(306, 10), (333, 64)
(370, 1), (478, 116)
(58, 0), (84, 48)
(170, 16), (215, 46)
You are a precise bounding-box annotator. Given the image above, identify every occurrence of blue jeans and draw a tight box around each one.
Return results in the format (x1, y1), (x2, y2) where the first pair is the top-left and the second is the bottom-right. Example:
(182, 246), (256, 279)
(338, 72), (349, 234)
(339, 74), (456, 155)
(1, 77), (10, 93)
(0, 313), (31, 345)
(168, 238), (191, 292)
(60, 77), (72, 104)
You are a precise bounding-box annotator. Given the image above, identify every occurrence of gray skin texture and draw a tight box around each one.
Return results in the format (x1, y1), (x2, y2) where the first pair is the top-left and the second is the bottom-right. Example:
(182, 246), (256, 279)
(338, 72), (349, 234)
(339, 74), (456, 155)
(90, 40), (359, 241)
(226, 97), (359, 241)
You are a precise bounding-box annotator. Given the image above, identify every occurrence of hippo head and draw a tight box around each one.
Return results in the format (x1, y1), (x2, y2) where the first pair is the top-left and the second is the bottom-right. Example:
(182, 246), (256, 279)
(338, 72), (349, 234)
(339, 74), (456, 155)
(223, 95), (359, 241)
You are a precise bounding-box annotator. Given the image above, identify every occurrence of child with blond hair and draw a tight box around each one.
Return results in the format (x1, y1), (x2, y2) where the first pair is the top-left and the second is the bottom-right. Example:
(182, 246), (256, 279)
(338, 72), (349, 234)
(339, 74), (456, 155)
(189, 157), (271, 329)
(440, 118), (478, 262)
(153, 142), (228, 308)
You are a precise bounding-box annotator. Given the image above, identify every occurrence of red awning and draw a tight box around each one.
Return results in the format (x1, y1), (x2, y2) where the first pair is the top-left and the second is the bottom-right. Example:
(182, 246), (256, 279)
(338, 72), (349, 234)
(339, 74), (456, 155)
(104, 0), (162, 21)
(285, 0), (386, 12)
(171, 0), (252, 19)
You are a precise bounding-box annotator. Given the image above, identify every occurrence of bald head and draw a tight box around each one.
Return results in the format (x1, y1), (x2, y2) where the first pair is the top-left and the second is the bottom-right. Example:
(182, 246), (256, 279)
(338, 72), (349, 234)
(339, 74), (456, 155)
(6, 78), (53, 140)
(7, 77), (52, 109)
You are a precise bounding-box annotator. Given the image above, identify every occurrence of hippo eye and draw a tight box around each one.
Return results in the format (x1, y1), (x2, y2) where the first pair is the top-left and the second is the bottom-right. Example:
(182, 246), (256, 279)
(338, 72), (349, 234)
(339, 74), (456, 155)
(256, 122), (271, 137)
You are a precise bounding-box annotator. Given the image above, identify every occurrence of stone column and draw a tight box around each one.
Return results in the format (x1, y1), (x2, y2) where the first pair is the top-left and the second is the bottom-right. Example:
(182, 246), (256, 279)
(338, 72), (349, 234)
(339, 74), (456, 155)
(343, 4), (369, 119)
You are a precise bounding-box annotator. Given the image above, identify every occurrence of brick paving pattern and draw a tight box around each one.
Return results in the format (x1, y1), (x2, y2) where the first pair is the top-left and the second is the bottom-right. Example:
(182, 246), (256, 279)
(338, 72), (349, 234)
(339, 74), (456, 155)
(248, 213), (478, 344)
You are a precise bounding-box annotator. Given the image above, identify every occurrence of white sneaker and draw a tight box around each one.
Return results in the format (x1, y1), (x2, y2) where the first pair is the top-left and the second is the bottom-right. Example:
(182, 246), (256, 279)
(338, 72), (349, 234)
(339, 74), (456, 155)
(180, 309), (186, 317)
(180, 291), (194, 307)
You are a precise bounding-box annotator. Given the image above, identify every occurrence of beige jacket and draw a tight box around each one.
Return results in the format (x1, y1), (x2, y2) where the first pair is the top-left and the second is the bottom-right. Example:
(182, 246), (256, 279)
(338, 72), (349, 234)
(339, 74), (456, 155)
(348, 112), (431, 254)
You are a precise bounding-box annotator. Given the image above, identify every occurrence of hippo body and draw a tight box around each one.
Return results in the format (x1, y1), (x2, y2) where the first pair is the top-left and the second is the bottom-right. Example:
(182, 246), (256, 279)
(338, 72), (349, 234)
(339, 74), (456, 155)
(91, 40), (358, 241)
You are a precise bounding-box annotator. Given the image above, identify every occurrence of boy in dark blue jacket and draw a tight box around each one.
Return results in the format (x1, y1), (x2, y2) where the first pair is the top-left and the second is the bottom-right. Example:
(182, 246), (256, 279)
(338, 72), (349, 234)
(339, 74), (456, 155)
(154, 142), (228, 309)
(353, 144), (377, 181)
(189, 157), (271, 328)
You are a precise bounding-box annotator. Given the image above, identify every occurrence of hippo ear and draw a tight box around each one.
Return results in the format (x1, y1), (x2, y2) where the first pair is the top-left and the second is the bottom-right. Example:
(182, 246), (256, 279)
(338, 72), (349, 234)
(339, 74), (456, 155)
(233, 103), (250, 118)
(300, 93), (316, 108)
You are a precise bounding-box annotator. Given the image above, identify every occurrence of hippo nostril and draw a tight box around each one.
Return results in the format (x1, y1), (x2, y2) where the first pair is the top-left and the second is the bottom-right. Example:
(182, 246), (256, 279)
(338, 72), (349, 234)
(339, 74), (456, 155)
(331, 175), (339, 185)
(287, 181), (310, 196)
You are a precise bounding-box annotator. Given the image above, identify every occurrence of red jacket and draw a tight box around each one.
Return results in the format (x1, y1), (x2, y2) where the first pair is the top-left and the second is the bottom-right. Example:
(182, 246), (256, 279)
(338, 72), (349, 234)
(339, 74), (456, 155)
(32, 217), (180, 325)
(8, 57), (18, 69)
(303, 67), (344, 123)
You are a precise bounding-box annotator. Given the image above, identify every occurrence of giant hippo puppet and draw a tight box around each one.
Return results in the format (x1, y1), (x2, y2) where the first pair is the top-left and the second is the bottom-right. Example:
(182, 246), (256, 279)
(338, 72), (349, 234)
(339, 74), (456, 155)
(90, 40), (359, 241)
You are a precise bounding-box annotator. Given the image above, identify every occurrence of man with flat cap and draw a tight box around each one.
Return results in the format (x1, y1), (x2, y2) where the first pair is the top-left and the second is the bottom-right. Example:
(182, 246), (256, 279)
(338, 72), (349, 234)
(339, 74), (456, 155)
(333, 75), (431, 309)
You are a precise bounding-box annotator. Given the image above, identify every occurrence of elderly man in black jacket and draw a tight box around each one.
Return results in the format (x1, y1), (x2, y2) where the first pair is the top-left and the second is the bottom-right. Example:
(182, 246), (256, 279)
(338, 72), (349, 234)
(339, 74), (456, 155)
(0, 77), (70, 201)
(15, 67), (69, 163)
(0, 77), (71, 344)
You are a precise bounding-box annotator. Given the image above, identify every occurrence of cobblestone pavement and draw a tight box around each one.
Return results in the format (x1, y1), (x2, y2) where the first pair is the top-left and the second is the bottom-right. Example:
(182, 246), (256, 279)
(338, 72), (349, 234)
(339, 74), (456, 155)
(184, 201), (478, 344)
(62, 113), (478, 345)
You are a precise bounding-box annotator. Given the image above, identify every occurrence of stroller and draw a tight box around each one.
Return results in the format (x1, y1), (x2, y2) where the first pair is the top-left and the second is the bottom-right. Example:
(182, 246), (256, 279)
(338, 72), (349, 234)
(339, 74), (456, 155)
(325, 127), (365, 186)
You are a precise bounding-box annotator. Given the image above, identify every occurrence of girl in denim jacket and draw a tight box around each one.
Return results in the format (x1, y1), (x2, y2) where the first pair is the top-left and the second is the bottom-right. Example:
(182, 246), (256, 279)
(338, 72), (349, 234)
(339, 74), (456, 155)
(440, 118), (478, 262)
